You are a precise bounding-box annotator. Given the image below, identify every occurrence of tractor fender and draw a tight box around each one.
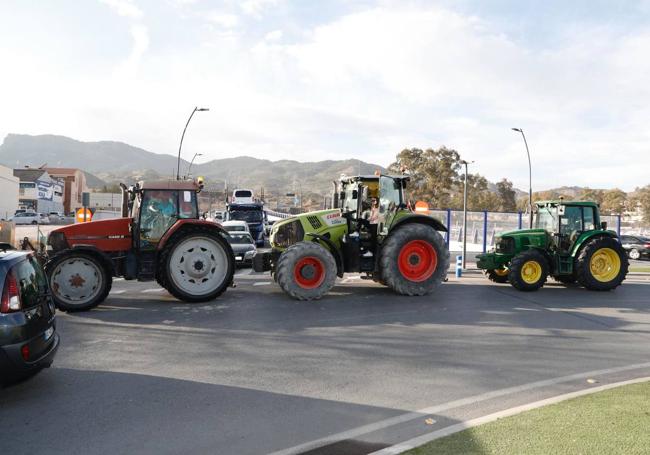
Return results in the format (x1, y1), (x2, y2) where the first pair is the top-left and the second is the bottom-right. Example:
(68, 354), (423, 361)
(306, 233), (344, 277)
(47, 244), (115, 276)
(157, 219), (230, 251)
(389, 214), (448, 234)
(569, 231), (619, 258)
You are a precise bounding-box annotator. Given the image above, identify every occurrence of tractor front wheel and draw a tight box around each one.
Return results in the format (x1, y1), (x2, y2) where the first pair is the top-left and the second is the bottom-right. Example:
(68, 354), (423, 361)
(46, 251), (112, 311)
(159, 227), (234, 302)
(575, 237), (628, 291)
(508, 250), (548, 291)
(379, 224), (449, 296)
(276, 242), (337, 300)
(486, 267), (509, 283)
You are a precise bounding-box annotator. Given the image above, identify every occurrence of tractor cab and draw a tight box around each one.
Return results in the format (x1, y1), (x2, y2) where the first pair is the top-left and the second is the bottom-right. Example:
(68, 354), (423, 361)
(336, 174), (408, 236)
(534, 201), (602, 254)
(128, 180), (201, 250)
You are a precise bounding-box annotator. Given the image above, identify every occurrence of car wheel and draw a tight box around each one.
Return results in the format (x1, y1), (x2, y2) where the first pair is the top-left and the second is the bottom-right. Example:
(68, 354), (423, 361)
(628, 248), (640, 260)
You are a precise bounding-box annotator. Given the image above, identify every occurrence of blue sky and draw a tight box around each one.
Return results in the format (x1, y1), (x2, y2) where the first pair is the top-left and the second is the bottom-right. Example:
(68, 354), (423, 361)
(1, 0), (649, 191)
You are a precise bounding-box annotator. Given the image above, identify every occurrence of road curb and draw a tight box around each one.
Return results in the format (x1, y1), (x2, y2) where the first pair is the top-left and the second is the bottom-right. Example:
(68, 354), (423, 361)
(369, 376), (650, 455)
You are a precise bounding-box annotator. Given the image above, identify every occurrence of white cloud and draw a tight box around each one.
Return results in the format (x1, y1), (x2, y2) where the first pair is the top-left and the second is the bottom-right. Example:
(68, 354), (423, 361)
(99, 0), (143, 19)
(241, 0), (280, 18)
(264, 29), (283, 42)
(206, 12), (240, 29)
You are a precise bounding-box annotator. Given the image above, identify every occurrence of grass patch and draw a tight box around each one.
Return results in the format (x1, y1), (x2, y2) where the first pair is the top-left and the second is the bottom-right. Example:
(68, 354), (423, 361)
(407, 381), (650, 455)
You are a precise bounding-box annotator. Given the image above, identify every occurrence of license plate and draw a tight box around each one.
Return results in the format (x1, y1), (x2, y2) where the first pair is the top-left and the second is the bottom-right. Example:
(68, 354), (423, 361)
(235, 256), (243, 261)
(44, 327), (54, 341)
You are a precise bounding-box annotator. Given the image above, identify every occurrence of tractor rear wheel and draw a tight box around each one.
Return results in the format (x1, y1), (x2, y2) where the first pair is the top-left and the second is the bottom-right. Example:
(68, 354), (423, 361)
(46, 251), (112, 311)
(379, 224), (449, 296)
(486, 267), (509, 283)
(508, 250), (548, 291)
(276, 241), (337, 300)
(159, 226), (234, 302)
(575, 237), (628, 291)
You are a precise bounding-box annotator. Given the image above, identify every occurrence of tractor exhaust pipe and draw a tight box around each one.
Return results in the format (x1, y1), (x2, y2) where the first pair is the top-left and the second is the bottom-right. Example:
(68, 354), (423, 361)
(119, 183), (129, 218)
(332, 181), (339, 209)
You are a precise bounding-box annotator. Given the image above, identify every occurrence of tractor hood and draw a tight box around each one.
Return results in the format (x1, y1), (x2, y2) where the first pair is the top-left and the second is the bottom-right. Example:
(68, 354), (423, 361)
(271, 209), (343, 232)
(499, 228), (548, 239)
(48, 217), (133, 253)
(495, 228), (550, 252)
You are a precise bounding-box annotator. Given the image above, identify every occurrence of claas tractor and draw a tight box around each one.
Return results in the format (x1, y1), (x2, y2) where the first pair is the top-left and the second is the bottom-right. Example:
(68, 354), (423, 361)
(253, 174), (450, 300)
(45, 179), (235, 311)
(476, 200), (628, 291)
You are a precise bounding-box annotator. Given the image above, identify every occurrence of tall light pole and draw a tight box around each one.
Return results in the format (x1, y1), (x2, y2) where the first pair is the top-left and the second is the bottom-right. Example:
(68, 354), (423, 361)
(460, 159), (474, 269)
(187, 152), (202, 179)
(177, 107), (209, 180)
(511, 128), (533, 228)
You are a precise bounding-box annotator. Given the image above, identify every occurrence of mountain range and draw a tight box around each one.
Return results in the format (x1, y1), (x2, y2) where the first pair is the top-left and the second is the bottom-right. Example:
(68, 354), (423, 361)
(0, 134), (386, 196)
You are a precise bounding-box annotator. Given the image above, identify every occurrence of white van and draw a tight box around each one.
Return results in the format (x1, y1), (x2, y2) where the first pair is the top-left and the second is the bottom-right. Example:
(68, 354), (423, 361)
(231, 189), (254, 204)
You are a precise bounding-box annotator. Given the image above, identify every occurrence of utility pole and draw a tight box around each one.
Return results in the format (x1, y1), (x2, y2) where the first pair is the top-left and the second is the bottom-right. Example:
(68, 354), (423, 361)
(512, 128), (533, 228)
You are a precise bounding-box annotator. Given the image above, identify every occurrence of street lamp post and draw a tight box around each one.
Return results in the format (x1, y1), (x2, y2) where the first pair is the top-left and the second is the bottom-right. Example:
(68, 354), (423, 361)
(187, 152), (203, 179)
(460, 159), (474, 269)
(512, 128), (533, 228)
(177, 107), (209, 180)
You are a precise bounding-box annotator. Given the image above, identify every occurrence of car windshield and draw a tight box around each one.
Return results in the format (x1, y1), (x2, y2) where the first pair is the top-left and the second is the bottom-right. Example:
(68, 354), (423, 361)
(535, 206), (556, 231)
(228, 233), (254, 244)
(225, 225), (246, 232)
(229, 210), (262, 222)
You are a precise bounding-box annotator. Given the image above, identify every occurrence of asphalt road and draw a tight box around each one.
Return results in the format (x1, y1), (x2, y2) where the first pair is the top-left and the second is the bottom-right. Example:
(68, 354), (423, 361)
(2, 269), (650, 455)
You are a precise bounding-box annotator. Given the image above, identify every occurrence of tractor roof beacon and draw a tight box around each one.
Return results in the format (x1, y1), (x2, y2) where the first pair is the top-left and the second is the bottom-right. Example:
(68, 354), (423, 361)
(45, 178), (235, 311)
(476, 200), (628, 292)
(253, 174), (450, 300)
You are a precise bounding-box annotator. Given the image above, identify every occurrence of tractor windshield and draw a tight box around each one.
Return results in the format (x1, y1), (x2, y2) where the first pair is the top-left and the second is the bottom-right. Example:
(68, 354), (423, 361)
(535, 206), (556, 231)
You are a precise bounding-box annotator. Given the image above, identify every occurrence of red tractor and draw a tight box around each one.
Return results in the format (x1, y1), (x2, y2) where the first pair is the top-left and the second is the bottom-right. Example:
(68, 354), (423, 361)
(45, 179), (235, 311)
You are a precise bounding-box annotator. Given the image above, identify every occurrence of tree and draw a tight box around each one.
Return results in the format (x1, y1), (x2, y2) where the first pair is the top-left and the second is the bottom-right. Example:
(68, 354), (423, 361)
(496, 178), (517, 212)
(631, 185), (650, 223)
(600, 189), (627, 215)
(389, 146), (462, 208)
(579, 188), (604, 205)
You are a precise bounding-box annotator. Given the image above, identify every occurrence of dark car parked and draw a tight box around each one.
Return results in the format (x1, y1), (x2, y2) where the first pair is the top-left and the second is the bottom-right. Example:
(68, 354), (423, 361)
(0, 248), (59, 386)
(226, 232), (256, 266)
(620, 235), (650, 260)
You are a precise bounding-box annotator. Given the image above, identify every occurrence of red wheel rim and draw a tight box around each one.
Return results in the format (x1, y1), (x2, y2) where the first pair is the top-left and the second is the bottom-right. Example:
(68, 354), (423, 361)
(294, 256), (326, 289)
(397, 240), (437, 282)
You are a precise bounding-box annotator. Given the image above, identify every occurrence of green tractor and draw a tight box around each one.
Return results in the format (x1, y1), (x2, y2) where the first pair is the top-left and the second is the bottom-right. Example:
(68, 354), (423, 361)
(476, 200), (628, 291)
(253, 174), (450, 300)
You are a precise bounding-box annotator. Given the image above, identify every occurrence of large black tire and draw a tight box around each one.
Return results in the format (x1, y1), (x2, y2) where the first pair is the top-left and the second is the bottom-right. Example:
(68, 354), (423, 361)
(485, 268), (509, 283)
(379, 223), (449, 296)
(508, 250), (548, 292)
(276, 241), (337, 301)
(159, 226), (234, 302)
(575, 236), (628, 291)
(45, 251), (112, 312)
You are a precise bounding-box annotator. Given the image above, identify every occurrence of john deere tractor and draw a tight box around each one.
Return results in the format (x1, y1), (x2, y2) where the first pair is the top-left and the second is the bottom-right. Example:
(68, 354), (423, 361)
(477, 200), (628, 291)
(253, 174), (450, 300)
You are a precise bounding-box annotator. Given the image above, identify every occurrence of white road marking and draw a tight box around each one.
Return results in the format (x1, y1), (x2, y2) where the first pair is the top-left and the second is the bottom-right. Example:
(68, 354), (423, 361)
(253, 282), (271, 286)
(268, 361), (650, 455)
(371, 376), (650, 454)
(142, 288), (166, 293)
(110, 290), (126, 295)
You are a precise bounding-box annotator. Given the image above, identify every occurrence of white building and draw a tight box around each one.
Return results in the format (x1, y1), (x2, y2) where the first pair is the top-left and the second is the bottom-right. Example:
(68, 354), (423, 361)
(0, 165), (19, 219)
(13, 168), (64, 214)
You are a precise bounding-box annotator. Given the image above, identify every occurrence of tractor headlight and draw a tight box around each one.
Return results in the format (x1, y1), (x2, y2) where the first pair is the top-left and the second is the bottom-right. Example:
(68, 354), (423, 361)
(272, 220), (304, 249)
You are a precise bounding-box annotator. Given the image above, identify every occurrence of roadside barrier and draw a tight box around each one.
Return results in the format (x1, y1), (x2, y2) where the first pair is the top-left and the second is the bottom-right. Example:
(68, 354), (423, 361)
(456, 255), (462, 278)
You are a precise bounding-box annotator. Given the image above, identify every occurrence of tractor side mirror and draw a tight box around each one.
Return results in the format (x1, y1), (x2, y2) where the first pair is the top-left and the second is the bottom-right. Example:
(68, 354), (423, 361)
(558, 205), (566, 216)
(202, 212), (208, 220)
(352, 190), (358, 200)
(601, 221), (607, 230)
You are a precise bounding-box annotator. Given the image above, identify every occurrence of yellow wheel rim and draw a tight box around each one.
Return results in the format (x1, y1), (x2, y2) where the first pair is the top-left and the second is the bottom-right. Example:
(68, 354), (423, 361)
(521, 260), (542, 284)
(494, 267), (508, 277)
(590, 248), (621, 282)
